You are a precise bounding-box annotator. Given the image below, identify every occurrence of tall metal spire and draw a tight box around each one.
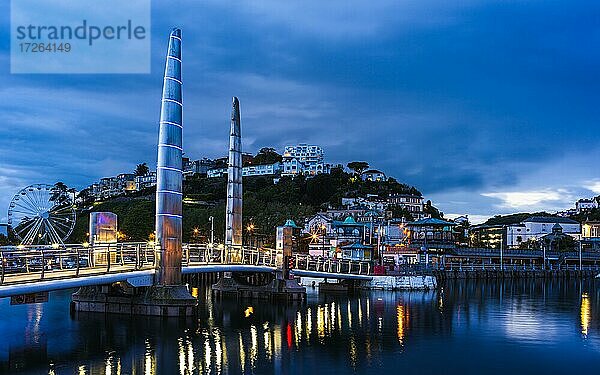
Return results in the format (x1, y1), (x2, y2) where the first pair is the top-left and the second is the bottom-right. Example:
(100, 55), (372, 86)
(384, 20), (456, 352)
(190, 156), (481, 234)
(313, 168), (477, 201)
(225, 97), (243, 247)
(155, 28), (183, 285)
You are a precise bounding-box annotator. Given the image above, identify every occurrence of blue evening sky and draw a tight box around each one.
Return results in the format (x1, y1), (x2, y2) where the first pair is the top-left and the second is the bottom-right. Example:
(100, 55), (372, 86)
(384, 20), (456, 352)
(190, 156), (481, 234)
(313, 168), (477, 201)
(1, 1), (599, 223)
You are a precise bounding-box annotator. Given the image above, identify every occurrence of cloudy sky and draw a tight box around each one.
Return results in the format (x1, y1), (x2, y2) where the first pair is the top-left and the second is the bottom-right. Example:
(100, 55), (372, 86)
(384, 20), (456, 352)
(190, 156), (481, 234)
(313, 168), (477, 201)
(1, 0), (599, 224)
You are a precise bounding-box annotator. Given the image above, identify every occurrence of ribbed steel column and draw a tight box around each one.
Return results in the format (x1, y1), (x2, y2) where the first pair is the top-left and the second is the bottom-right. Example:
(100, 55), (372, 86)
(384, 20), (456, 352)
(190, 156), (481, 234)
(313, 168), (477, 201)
(155, 28), (183, 285)
(225, 97), (243, 247)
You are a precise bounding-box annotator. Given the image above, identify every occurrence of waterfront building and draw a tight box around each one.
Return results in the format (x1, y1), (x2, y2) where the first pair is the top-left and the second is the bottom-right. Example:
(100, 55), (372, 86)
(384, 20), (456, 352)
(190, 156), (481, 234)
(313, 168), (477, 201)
(340, 242), (373, 261)
(582, 221), (600, 238)
(469, 224), (504, 248)
(282, 143), (330, 176)
(506, 216), (580, 248)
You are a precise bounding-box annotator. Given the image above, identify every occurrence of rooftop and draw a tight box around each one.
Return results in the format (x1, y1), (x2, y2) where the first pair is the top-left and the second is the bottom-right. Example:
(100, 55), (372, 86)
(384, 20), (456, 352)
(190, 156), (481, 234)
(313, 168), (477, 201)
(523, 216), (579, 224)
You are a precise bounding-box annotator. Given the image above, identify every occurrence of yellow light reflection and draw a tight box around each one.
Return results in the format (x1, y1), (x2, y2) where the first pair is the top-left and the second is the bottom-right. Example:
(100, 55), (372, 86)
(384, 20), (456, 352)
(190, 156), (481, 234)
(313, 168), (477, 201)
(264, 322), (272, 361)
(349, 335), (357, 370)
(581, 294), (591, 337)
(295, 311), (302, 347)
(204, 336), (212, 374)
(144, 339), (155, 375)
(191, 287), (199, 298)
(306, 308), (312, 340)
(347, 301), (352, 329)
(238, 332), (246, 372)
(317, 306), (326, 341)
(245, 306), (254, 318)
(213, 328), (223, 375)
(250, 325), (258, 369)
(397, 305), (405, 345)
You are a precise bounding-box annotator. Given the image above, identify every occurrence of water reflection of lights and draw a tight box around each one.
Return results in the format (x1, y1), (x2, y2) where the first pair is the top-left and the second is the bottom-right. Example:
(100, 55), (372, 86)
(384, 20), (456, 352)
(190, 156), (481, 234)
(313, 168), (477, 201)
(317, 305), (326, 341)
(397, 305), (405, 345)
(144, 339), (155, 375)
(213, 327), (224, 374)
(349, 335), (357, 369)
(204, 334), (212, 374)
(295, 311), (302, 347)
(238, 332), (245, 372)
(581, 294), (591, 337)
(245, 306), (254, 318)
(347, 301), (352, 330)
(105, 351), (121, 375)
(358, 301), (363, 324)
(250, 325), (259, 368)
(177, 335), (196, 375)
(306, 308), (313, 339)
(264, 322), (273, 360)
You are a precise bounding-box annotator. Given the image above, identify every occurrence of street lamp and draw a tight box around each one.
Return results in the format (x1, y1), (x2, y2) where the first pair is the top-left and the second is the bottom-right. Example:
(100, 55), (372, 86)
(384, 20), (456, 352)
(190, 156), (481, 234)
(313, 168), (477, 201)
(208, 216), (214, 247)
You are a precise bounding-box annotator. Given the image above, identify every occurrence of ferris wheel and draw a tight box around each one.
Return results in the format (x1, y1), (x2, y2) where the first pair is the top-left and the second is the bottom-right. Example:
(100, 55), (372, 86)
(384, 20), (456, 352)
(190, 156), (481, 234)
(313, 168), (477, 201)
(7, 184), (76, 245)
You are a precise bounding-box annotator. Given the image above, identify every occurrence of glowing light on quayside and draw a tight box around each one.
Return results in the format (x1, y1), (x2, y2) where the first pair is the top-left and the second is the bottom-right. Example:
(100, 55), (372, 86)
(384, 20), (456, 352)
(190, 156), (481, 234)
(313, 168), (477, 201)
(581, 293), (591, 337)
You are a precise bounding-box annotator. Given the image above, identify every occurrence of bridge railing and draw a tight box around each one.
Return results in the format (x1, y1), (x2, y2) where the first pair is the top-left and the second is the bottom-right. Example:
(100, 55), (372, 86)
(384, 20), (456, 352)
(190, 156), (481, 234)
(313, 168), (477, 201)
(0, 242), (156, 285)
(292, 254), (372, 276)
(436, 263), (600, 272)
(184, 244), (279, 267)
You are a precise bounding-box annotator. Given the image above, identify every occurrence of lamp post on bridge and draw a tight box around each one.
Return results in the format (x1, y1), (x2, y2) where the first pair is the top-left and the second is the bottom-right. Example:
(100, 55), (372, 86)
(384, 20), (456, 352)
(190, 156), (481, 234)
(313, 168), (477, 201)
(209, 216), (214, 248)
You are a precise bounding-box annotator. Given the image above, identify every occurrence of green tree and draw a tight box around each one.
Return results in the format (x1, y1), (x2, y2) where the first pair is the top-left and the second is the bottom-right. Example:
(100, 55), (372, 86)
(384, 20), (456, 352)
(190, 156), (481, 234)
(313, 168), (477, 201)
(135, 163), (150, 176)
(253, 147), (282, 165)
(347, 161), (370, 175)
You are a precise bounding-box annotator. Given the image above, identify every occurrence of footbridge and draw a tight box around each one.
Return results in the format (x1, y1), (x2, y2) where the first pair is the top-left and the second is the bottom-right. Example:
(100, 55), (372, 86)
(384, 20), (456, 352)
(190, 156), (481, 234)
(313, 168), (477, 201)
(0, 243), (372, 298)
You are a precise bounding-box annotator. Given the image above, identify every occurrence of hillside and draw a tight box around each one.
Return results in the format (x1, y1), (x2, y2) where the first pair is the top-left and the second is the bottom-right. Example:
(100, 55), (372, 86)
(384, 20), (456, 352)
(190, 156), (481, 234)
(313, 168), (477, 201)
(70, 168), (421, 245)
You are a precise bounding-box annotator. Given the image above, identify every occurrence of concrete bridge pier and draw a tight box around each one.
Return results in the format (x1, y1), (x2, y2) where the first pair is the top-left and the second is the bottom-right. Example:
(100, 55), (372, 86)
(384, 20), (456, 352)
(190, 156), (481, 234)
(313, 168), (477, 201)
(212, 225), (306, 301)
(72, 28), (196, 317)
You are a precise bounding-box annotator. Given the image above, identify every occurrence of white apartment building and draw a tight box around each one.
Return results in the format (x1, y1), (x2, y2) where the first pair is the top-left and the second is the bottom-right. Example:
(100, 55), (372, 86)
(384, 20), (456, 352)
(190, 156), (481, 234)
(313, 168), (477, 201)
(576, 198), (599, 213)
(506, 216), (581, 247)
(207, 162), (282, 178)
(387, 194), (424, 213)
(282, 143), (330, 176)
(135, 171), (157, 190)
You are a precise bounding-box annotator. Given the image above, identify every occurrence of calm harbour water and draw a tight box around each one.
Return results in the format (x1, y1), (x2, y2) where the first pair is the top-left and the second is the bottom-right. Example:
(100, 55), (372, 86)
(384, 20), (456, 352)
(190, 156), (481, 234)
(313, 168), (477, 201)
(1, 279), (599, 374)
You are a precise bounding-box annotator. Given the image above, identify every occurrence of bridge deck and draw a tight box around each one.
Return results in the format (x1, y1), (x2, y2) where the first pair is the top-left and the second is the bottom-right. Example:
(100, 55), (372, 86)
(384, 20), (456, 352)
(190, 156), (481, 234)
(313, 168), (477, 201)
(0, 243), (372, 298)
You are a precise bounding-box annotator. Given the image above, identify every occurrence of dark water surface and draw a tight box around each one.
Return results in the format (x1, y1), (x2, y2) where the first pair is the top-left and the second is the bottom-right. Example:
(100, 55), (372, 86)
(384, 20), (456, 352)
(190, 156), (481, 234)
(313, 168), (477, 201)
(1, 279), (599, 374)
